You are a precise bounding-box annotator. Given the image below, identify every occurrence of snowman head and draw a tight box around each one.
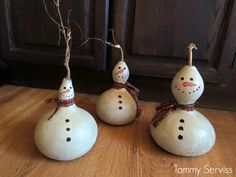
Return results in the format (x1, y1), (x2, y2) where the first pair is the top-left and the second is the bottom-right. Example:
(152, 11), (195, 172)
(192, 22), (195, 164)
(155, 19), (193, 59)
(171, 42), (204, 104)
(58, 78), (75, 100)
(171, 65), (204, 104)
(112, 61), (129, 84)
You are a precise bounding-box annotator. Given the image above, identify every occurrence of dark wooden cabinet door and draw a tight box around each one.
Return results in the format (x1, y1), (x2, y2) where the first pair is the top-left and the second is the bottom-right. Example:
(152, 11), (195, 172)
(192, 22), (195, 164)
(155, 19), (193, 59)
(111, 0), (236, 90)
(0, 0), (109, 70)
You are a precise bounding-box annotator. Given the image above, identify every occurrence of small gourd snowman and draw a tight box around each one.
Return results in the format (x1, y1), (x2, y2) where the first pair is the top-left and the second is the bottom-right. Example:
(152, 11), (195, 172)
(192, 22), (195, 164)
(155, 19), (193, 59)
(34, 4), (98, 161)
(96, 45), (141, 125)
(150, 43), (215, 156)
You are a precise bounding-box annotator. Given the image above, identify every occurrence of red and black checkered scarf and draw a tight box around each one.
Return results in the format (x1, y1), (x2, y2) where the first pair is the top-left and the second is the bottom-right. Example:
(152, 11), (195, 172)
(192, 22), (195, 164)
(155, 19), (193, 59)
(151, 101), (195, 127)
(113, 82), (141, 117)
(46, 97), (75, 107)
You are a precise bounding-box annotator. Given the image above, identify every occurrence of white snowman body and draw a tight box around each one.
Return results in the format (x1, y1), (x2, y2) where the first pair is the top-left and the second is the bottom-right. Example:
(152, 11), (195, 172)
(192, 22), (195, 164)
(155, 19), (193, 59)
(96, 61), (138, 125)
(34, 78), (98, 161)
(150, 109), (215, 156)
(150, 44), (215, 156)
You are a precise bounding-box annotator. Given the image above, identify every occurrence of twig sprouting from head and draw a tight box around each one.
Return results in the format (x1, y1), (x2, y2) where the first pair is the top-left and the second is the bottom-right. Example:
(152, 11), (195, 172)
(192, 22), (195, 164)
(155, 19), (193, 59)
(43, 0), (74, 79)
(79, 29), (124, 61)
(187, 43), (197, 66)
(109, 28), (118, 45)
(71, 19), (84, 42)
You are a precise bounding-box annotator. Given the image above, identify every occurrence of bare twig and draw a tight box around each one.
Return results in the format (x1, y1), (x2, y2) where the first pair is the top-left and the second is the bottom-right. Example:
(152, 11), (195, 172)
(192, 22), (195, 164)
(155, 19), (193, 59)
(79, 35), (124, 61)
(72, 19), (84, 42)
(187, 43), (197, 66)
(43, 0), (72, 79)
(109, 29), (118, 44)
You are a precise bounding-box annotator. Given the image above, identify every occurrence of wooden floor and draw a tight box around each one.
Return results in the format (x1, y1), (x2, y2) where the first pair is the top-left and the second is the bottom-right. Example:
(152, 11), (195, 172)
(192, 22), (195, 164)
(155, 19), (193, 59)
(0, 85), (235, 177)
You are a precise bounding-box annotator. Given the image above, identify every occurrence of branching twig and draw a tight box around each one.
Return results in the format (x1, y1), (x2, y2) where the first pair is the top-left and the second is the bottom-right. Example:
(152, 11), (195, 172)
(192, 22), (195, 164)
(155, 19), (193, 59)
(79, 29), (124, 61)
(43, 0), (72, 79)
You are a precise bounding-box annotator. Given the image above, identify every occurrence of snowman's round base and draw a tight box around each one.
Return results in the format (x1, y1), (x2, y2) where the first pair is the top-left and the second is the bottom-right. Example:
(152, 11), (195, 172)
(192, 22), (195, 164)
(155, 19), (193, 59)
(150, 109), (215, 156)
(96, 88), (137, 125)
(34, 105), (98, 161)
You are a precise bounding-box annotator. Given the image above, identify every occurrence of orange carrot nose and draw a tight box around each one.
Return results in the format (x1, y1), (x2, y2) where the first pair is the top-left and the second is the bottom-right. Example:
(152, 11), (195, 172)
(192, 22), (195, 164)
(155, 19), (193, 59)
(183, 82), (197, 87)
(116, 69), (124, 75)
(63, 89), (70, 94)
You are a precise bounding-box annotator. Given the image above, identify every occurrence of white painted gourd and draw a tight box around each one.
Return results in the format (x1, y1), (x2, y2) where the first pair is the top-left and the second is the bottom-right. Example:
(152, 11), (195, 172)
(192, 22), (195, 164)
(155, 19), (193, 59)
(150, 43), (216, 156)
(34, 78), (98, 161)
(96, 61), (139, 125)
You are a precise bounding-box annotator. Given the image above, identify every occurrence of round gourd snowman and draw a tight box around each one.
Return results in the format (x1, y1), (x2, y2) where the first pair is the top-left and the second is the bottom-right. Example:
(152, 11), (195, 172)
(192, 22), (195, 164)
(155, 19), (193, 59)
(34, 78), (98, 161)
(96, 45), (141, 125)
(150, 43), (215, 156)
(34, 5), (98, 160)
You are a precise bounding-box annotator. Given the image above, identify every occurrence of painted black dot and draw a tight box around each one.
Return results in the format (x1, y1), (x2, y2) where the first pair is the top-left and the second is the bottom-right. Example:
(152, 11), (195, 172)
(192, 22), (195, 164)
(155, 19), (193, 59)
(178, 135), (183, 140)
(122, 76), (124, 78)
(70, 86), (72, 89)
(182, 91), (185, 93)
(66, 137), (71, 142)
(193, 90), (195, 92)
(190, 78), (193, 81)
(180, 119), (184, 123)
(119, 106), (122, 110)
(66, 127), (70, 131)
(118, 95), (122, 98)
(178, 88), (180, 91)
(64, 87), (66, 89)
(124, 67), (126, 70)
(119, 100), (122, 104)
(65, 119), (70, 122)
(178, 126), (184, 130)
(118, 67), (121, 69)
(196, 89), (198, 91)
(188, 92), (191, 94)
(181, 77), (184, 80)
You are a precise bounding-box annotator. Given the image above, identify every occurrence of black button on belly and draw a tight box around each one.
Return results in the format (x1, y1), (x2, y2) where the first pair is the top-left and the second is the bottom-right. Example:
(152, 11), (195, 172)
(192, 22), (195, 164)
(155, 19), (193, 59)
(178, 119), (185, 140)
(66, 137), (71, 142)
(65, 119), (71, 142)
(118, 95), (123, 110)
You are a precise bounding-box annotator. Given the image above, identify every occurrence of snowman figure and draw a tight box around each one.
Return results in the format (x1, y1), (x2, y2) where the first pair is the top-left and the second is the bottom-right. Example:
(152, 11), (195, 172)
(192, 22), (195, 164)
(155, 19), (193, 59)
(96, 55), (141, 125)
(150, 43), (215, 156)
(34, 78), (98, 161)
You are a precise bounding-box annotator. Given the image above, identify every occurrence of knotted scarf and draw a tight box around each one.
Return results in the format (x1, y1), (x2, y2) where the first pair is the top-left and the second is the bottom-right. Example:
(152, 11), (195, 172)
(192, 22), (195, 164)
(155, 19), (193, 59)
(151, 101), (195, 127)
(46, 97), (75, 120)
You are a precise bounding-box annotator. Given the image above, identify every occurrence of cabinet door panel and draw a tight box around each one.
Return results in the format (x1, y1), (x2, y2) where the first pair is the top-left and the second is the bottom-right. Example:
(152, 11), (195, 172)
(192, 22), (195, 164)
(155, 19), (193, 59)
(111, 0), (236, 84)
(0, 0), (109, 70)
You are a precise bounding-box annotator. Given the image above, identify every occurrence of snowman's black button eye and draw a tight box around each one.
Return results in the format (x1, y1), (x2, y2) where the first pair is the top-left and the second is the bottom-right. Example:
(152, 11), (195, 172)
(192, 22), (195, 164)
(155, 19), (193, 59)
(124, 67), (126, 69)
(190, 78), (193, 81)
(118, 67), (121, 69)
(70, 86), (72, 89)
(64, 87), (66, 89)
(181, 77), (184, 80)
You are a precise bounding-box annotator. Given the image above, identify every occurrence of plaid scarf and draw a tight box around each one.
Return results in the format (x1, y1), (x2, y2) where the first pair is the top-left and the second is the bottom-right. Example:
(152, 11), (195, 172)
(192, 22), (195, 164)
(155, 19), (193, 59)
(151, 101), (195, 127)
(113, 82), (141, 117)
(46, 97), (75, 107)
(46, 97), (75, 120)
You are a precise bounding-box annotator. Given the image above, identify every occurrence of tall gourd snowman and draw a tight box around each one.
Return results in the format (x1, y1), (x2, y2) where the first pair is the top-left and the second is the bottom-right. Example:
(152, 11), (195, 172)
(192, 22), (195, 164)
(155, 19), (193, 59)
(96, 44), (141, 125)
(34, 1), (98, 161)
(150, 43), (215, 156)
